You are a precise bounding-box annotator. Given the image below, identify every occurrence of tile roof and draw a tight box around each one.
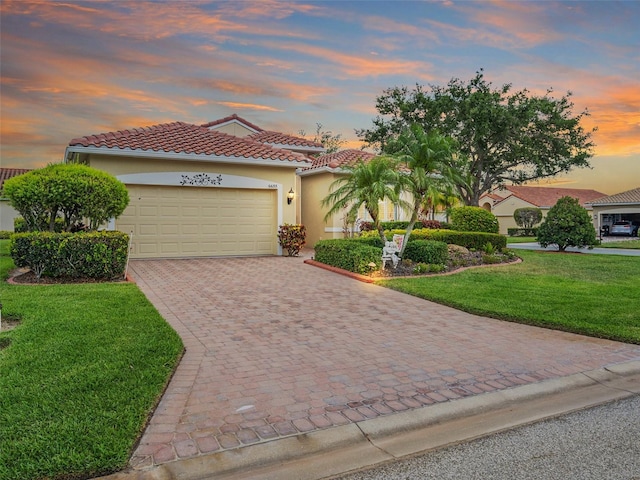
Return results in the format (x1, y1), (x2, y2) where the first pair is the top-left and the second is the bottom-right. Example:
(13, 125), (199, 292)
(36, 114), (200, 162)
(248, 131), (324, 150)
(68, 121), (311, 164)
(587, 187), (640, 205)
(200, 113), (264, 132)
(504, 185), (606, 208)
(0, 168), (32, 190)
(307, 149), (376, 171)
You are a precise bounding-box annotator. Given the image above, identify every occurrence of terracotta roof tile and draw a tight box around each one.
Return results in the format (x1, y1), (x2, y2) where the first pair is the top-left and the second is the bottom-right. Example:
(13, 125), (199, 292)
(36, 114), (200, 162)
(307, 149), (376, 171)
(504, 185), (606, 208)
(201, 114), (264, 132)
(248, 131), (324, 150)
(0, 167), (32, 190)
(587, 187), (640, 205)
(68, 122), (310, 164)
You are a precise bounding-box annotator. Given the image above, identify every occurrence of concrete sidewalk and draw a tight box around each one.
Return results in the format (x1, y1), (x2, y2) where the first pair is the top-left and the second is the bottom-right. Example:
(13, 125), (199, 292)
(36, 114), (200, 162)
(100, 252), (640, 479)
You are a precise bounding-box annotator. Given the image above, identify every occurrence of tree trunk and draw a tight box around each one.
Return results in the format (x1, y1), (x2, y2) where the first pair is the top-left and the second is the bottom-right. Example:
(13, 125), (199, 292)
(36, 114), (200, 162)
(400, 197), (422, 257)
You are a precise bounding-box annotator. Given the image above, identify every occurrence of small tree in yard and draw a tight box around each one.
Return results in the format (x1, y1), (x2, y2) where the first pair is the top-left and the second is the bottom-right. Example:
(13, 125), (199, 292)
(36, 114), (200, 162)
(514, 207), (543, 230)
(537, 196), (597, 251)
(321, 156), (409, 246)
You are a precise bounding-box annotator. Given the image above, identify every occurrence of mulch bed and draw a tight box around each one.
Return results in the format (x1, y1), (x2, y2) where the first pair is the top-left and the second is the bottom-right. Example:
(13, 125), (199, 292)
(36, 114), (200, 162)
(373, 250), (518, 278)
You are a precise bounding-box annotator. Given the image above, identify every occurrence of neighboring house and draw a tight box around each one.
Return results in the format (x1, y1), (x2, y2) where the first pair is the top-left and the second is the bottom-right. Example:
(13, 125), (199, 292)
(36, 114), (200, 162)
(64, 115), (322, 258)
(480, 185), (606, 234)
(586, 187), (640, 234)
(0, 168), (32, 231)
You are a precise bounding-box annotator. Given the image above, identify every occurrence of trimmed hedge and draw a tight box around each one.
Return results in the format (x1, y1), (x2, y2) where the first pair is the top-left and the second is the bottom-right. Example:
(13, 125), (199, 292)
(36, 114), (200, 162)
(351, 236), (384, 248)
(314, 239), (382, 274)
(402, 240), (448, 265)
(508, 227), (539, 237)
(450, 206), (499, 234)
(388, 228), (506, 251)
(360, 221), (424, 232)
(9, 231), (130, 280)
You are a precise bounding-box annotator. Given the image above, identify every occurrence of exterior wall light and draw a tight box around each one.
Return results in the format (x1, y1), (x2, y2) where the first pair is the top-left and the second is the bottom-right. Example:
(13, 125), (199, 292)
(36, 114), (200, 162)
(287, 188), (295, 205)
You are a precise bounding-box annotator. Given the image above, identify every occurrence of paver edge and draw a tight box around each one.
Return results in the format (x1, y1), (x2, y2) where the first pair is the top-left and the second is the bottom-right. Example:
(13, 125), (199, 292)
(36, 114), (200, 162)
(95, 360), (640, 480)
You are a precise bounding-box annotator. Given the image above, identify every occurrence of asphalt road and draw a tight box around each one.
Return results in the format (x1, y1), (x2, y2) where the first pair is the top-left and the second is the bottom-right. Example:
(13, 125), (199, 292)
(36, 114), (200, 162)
(334, 395), (640, 480)
(507, 242), (640, 256)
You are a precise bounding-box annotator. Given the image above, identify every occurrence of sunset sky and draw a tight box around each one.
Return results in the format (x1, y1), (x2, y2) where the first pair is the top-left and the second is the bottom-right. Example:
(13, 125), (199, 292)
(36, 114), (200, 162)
(1, 0), (638, 195)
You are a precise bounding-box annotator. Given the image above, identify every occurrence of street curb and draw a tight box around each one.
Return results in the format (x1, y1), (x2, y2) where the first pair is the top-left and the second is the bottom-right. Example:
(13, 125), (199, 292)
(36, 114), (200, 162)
(97, 360), (640, 480)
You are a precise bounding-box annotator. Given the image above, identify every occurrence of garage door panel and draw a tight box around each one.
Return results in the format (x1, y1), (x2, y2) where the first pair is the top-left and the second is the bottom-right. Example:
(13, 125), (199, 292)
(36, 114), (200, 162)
(160, 224), (179, 235)
(159, 205), (179, 217)
(181, 224), (200, 235)
(139, 224), (159, 235)
(117, 185), (277, 258)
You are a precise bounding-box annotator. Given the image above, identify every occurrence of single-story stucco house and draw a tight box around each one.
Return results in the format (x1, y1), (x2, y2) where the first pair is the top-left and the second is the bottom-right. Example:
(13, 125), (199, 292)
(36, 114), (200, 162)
(61, 114), (327, 258)
(586, 187), (640, 234)
(1, 114), (413, 256)
(479, 185), (606, 235)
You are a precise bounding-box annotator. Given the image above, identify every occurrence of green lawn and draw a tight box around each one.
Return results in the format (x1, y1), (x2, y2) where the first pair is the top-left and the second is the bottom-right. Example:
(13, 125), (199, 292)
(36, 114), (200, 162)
(600, 239), (640, 249)
(506, 236), (537, 243)
(378, 249), (640, 344)
(0, 241), (184, 480)
(507, 236), (640, 250)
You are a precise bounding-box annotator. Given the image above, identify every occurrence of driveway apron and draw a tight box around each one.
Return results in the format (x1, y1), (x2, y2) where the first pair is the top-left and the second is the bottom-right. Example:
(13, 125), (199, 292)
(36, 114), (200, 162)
(127, 254), (640, 468)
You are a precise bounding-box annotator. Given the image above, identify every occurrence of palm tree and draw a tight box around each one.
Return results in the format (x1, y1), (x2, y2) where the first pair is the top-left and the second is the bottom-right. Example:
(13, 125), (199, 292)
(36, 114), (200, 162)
(386, 124), (460, 256)
(322, 155), (409, 245)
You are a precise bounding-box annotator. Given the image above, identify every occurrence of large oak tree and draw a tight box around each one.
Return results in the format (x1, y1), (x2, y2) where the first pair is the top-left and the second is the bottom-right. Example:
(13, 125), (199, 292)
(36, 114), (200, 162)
(357, 70), (596, 206)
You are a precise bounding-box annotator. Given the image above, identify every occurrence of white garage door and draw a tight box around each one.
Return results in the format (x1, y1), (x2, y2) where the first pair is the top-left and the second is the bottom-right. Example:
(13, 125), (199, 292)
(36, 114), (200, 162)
(116, 185), (277, 258)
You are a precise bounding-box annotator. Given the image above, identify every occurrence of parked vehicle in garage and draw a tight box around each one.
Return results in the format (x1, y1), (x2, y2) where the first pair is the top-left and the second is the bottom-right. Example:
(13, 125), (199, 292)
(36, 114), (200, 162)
(609, 221), (639, 236)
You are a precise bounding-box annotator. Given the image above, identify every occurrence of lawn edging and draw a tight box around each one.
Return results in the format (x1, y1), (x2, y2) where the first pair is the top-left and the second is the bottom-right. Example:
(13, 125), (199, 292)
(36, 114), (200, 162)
(303, 259), (375, 283)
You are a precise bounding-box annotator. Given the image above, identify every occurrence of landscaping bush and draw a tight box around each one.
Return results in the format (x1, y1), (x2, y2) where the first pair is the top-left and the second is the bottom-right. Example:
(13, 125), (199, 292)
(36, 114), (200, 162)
(314, 239), (381, 274)
(537, 196), (597, 251)
(421, 219), (442, 229)
(351, 235), (384, 248)
(402, 240), (448, 265)
(513, 207), (542, 229)
(380, 221), (424, 231)
(359, 220), (423, 232)
(9, 231), (129, 280)
(3, 163), (129, 232)
(277, 223), (306, 256)
(0, 231), (12, 240)
(387, 228), (507, 251)
(508, 227), (539, 237)
(358, 221), (374, 232)
(450, 206), (499, 234)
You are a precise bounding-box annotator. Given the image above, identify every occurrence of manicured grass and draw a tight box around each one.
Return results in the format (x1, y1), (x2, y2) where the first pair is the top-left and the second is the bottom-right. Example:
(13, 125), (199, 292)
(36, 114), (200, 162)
(599, 239), (640, 249)
(0, 241), (184, 480)
(506, 236), (537, 243)
(377, 249), (640, 344)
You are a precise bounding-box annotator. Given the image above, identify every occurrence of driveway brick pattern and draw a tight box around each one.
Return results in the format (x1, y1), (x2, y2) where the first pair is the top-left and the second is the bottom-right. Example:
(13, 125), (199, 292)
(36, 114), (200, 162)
(127, 255), (640, 468)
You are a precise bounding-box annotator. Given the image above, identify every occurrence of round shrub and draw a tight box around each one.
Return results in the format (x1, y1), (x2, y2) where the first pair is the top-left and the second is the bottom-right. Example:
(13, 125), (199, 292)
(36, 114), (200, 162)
(537, 196), (597, 251)
(403, 240), (448, 265)
(3, 163), (129, 232)
(450, 206), (499, 233)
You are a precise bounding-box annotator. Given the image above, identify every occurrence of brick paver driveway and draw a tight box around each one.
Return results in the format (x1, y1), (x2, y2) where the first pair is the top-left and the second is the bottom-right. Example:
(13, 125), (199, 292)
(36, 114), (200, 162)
(127, 254), (640, 468)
